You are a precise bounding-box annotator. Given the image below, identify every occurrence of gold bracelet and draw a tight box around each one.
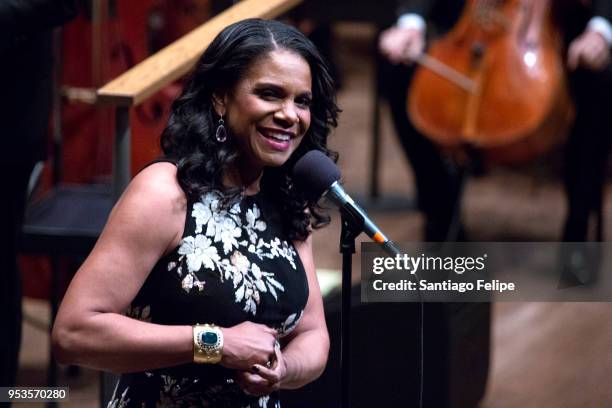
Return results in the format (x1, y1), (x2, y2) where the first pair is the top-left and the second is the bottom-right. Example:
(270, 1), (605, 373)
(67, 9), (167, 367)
(193, 323), (224, 364)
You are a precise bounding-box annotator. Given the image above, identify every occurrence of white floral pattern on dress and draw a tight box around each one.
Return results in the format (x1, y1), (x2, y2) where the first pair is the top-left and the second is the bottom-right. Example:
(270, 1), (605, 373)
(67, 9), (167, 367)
(109, 373), (277, 408)
(125, 305), (151, 322)
(277, 311), (303, 336)
(172, 191), (298, 315)
(156, 375), (208, 407)
(107, 386), (130, 408)
(258, 395), (270, 407)
(111, 188), (303, 407)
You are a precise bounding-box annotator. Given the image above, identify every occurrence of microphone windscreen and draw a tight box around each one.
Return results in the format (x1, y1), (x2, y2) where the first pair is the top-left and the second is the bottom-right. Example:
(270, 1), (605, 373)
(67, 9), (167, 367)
(293, 150), (341, 200)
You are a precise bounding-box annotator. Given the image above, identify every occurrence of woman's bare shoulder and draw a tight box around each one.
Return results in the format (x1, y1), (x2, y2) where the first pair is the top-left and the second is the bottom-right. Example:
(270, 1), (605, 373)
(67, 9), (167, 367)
(106, 162), (187, 252)
(122, 162), (186, 209)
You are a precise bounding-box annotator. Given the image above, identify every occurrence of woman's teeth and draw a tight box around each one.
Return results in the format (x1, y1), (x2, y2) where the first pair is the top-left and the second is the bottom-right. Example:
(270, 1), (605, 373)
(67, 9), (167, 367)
(267, 133), (290, 142)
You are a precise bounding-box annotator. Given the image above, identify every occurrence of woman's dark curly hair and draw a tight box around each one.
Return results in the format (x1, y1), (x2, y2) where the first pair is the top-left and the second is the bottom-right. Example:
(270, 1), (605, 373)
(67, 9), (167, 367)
(160, 18), (340, 241)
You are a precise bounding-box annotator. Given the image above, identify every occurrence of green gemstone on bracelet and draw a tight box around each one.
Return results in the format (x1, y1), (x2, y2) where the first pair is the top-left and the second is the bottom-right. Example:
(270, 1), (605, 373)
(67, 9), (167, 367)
(201, 332), (218, 345)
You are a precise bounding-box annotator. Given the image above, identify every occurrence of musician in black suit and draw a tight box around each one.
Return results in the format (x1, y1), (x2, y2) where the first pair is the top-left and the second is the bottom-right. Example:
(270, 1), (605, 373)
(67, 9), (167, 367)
(379, 0), (612, 244)
(378, 0), (465, 242)
(557, 0), (612, 242)
(0, 0), (77, 390)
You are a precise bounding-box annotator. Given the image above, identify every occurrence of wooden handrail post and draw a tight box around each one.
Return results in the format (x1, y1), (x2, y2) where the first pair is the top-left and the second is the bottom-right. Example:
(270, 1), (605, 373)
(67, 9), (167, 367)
(113, 107), (131, 201)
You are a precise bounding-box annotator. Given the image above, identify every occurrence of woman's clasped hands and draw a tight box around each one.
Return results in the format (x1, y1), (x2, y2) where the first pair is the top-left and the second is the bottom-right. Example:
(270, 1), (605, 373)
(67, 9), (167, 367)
(235, 340), (287, 397)
(220, 321), (287, 396)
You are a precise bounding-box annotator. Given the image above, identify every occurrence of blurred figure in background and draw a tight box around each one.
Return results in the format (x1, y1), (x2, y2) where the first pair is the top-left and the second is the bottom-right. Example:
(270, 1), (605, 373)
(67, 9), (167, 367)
(378, 0), (465, 242)
(0, 0), (78, 391)
(557, 0), (612, 242)
(378, 0), (612, 243)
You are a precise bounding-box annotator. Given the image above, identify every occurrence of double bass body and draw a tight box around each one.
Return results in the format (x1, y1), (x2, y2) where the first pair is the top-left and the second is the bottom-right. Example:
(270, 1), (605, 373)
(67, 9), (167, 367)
(408, 0), (574, 164)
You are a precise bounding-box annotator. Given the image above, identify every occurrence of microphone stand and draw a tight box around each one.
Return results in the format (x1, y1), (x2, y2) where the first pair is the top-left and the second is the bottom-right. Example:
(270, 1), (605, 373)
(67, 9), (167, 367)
(339, 213), (363, 408)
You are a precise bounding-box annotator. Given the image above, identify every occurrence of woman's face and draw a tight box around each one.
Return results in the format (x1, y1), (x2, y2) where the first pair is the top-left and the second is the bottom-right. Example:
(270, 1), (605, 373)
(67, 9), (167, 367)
(219, 49), (312, 171)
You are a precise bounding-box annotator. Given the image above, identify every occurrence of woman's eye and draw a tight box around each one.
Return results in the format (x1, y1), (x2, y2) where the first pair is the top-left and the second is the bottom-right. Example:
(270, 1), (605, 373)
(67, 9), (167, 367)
(296, 97), (312, 108)
(258, 90), (278, 99)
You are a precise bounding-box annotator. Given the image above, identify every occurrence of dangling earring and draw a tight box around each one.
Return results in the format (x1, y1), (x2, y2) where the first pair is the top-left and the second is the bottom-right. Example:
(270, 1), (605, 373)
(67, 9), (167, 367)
(215, 115), (227, 143)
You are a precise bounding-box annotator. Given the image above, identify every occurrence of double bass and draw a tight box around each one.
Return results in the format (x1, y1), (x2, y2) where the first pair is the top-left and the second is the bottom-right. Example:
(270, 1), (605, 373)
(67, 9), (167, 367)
(408, 0), (574, 164)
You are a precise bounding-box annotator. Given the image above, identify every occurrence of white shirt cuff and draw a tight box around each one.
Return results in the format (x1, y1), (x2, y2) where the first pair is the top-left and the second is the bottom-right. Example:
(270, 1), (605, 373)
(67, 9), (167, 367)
(588, 16), (612, 46)
(397, 13), (426, 32)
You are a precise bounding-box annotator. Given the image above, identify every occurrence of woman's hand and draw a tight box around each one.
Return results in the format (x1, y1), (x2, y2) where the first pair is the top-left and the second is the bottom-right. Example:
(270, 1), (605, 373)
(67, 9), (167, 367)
(220, 322), (277, 371)
(235, 343), (287, 397)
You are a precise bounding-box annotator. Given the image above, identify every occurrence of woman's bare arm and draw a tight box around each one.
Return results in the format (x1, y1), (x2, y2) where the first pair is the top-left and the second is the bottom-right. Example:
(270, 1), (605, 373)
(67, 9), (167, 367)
(51, 162), (193, 373)
(279, 234), (330, 388)
(52, 162), (277, 373)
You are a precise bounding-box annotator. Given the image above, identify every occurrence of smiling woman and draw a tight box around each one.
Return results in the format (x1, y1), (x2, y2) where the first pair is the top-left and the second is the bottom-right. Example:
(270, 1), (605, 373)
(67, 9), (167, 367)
(217, 49), (313, 173)
(51, 18), (340, 407)
(161, 18), (339, 239)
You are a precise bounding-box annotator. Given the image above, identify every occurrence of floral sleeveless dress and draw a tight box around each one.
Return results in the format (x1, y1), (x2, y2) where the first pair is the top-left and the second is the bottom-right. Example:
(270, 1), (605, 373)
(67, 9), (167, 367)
(108, 190), (309, 408)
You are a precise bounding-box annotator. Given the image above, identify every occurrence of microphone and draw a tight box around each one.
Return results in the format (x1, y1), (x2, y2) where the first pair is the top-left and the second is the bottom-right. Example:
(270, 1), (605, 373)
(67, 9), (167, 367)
(293, 150), (400, 256)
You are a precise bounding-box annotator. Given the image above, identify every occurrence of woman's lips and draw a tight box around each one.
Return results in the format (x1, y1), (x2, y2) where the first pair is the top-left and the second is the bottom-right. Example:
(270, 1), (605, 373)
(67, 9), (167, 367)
(257, 127), (295, 151)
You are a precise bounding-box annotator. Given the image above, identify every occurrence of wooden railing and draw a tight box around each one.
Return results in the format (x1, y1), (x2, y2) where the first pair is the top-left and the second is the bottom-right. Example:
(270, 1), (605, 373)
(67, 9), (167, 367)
(95, 0), (302, 198)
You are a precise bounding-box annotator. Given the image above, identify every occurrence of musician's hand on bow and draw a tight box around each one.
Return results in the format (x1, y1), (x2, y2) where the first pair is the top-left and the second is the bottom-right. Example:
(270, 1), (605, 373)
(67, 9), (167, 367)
(567, 29), (611, 71)
(379, 26), (425, 65)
